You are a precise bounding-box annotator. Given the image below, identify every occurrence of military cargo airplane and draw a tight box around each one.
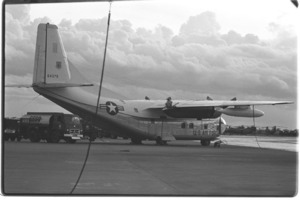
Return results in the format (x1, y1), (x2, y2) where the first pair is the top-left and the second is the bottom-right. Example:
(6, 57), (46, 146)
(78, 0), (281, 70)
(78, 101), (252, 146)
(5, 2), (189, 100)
(24, 23), (292, 145)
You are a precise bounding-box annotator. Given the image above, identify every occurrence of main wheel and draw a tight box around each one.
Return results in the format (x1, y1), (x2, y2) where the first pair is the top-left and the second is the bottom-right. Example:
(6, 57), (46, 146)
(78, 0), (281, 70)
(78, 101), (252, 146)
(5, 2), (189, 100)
(200, 140), (211, 146)
(89, 132), (97, 141)
(131, 137), (142, 144)
(156, 137), (167, 145)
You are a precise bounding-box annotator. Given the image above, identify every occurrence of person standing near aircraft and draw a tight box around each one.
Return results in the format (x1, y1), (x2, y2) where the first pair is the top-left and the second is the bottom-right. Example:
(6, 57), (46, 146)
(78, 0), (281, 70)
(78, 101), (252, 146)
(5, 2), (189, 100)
(165, 97), (173, 108)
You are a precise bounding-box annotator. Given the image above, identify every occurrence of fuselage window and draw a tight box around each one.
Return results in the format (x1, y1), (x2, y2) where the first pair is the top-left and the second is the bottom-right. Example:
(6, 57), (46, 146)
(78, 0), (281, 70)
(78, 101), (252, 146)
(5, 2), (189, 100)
(181, 122), (186, 129)
(204, 124), (208, 129)
(189, 123), (194, 129)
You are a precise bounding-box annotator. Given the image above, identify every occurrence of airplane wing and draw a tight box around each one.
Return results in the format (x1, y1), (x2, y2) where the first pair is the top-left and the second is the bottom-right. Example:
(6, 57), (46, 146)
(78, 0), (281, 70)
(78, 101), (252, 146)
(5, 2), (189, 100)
(146, 100), (293, 119)
(148, 100), (293, 109)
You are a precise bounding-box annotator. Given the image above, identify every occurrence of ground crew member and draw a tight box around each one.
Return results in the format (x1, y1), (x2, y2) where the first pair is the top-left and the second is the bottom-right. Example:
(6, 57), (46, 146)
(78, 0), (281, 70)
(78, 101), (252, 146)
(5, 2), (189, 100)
(165, 97), (173, 108)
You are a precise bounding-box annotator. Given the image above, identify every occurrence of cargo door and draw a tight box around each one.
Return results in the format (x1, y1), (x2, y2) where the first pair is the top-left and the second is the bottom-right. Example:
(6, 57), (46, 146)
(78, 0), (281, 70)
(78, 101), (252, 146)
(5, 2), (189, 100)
(148, 119), (156, 136)
(159, 120), (175, 141)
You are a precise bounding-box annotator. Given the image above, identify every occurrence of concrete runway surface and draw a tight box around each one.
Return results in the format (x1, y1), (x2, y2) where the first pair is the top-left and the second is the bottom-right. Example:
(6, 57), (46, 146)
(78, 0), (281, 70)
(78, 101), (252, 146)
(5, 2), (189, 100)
(2, 138), (297, 196)
(220, 135), (297, 152)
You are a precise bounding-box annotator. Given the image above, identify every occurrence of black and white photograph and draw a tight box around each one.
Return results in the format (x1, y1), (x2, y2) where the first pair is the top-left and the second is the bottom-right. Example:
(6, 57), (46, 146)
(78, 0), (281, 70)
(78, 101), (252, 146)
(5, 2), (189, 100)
(2, 0), (298, 196)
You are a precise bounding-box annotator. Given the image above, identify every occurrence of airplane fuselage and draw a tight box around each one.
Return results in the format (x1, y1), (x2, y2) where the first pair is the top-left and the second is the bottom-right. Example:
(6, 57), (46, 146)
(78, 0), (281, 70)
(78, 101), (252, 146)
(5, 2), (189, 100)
(33, 85), (223, 143)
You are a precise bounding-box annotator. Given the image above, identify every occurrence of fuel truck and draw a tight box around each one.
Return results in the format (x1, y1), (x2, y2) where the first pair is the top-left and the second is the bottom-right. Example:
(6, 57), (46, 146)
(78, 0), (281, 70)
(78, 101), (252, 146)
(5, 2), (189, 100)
(19, 112), (83, 143)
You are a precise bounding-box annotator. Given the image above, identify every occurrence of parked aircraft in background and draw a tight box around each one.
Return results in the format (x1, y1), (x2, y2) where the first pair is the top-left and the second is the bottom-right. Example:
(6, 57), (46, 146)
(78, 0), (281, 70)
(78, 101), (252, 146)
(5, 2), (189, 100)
(24, 23), (293, 145)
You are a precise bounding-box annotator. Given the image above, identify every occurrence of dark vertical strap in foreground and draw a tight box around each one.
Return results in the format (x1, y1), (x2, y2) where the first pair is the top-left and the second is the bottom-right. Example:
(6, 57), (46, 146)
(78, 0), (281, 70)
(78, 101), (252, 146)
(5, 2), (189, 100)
(252, 105), (261, 149)
(70, 1), (112, 194)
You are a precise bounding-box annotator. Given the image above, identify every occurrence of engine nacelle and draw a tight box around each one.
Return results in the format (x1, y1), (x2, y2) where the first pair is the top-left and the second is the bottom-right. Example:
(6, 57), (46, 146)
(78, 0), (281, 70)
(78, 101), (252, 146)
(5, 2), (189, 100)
(219, 106), (264, 118)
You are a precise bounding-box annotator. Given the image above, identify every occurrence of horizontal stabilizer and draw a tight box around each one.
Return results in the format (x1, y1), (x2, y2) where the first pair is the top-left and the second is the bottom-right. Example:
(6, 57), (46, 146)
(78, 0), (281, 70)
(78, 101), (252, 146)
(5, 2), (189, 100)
(33, 83), (94, 88)
(5, 84), (33, 88)
(6, 83), (94, 88)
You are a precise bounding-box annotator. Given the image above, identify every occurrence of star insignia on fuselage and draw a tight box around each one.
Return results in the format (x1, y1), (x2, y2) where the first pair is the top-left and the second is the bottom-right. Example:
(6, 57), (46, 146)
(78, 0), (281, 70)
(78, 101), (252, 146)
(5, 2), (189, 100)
(99, 101), (124, 115)
(106, 101), (119, 115)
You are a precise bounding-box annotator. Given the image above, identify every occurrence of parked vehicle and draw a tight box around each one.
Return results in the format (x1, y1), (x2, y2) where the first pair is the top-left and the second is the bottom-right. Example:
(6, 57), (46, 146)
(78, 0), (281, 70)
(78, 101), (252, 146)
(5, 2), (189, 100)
(19, 112), (83, 143)
(3, 118), (22, 141)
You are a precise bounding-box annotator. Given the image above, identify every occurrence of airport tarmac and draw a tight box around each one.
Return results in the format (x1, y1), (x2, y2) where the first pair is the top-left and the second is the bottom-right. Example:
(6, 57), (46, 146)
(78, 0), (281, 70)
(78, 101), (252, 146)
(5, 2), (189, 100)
(2, 137), (298, 196)
(220, 135), (298, 152)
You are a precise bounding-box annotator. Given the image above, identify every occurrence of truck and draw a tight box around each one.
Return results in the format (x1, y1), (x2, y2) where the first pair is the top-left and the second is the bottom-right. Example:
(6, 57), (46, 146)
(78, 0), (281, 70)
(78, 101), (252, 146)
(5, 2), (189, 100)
(19, 112), (83, 143)
(3, 118), (22, 141)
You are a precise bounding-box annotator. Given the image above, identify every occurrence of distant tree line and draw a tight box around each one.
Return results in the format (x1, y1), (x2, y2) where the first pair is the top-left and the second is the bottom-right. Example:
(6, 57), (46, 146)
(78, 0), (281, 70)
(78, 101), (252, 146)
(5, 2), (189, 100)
(224, 126), (298, 137)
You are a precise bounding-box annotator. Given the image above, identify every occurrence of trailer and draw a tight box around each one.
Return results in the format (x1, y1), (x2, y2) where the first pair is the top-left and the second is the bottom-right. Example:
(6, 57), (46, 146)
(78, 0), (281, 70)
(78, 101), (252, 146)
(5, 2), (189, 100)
(19, 112), (83, 143)
(3, 118), (22, 141)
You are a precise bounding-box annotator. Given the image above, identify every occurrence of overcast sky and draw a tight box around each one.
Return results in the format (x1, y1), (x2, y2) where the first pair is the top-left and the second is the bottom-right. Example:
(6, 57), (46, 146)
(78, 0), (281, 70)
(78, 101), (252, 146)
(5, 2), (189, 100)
(3, 0), (298, 129)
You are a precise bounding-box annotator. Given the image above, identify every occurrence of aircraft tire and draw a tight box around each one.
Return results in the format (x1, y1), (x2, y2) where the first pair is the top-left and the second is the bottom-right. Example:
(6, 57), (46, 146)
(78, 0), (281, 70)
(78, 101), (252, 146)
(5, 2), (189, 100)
(156, 137), (167, 145)
(214, 141), (221, 148)
(201, 140), (211, 146)
(89, 132), (97, 141)
(131, 138), (142, 144)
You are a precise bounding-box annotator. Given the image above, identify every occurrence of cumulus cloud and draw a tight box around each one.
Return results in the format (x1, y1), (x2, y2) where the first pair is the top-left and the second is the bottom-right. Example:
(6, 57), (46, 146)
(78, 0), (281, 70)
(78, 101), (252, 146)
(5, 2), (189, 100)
(5, 5), (297, 106)
(180, 11), (220, 37)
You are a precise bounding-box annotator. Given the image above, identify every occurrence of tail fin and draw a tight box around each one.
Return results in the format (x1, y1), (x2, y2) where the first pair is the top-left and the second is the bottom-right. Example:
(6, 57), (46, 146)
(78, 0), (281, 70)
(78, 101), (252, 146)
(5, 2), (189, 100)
(33, 23), (92, 87)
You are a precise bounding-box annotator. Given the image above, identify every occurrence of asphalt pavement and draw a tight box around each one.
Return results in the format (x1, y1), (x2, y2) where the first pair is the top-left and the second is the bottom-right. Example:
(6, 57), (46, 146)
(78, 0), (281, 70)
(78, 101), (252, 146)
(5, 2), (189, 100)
(2, 138), (297, 196)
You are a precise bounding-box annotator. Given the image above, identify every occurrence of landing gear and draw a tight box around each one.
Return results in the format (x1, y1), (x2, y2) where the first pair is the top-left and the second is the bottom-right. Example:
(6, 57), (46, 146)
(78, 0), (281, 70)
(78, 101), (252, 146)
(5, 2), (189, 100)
(214, 141), (222, 148)
(200, 140), (211, 146)
(89, 132), (97, 141)
(131, 137), (142, 144)
(156, 137), (167, 145)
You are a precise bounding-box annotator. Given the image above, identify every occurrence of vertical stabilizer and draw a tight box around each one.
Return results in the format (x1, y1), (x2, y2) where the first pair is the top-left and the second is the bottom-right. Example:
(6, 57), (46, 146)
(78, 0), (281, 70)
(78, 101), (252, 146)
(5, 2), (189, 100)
(33, 23), (71, 85)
